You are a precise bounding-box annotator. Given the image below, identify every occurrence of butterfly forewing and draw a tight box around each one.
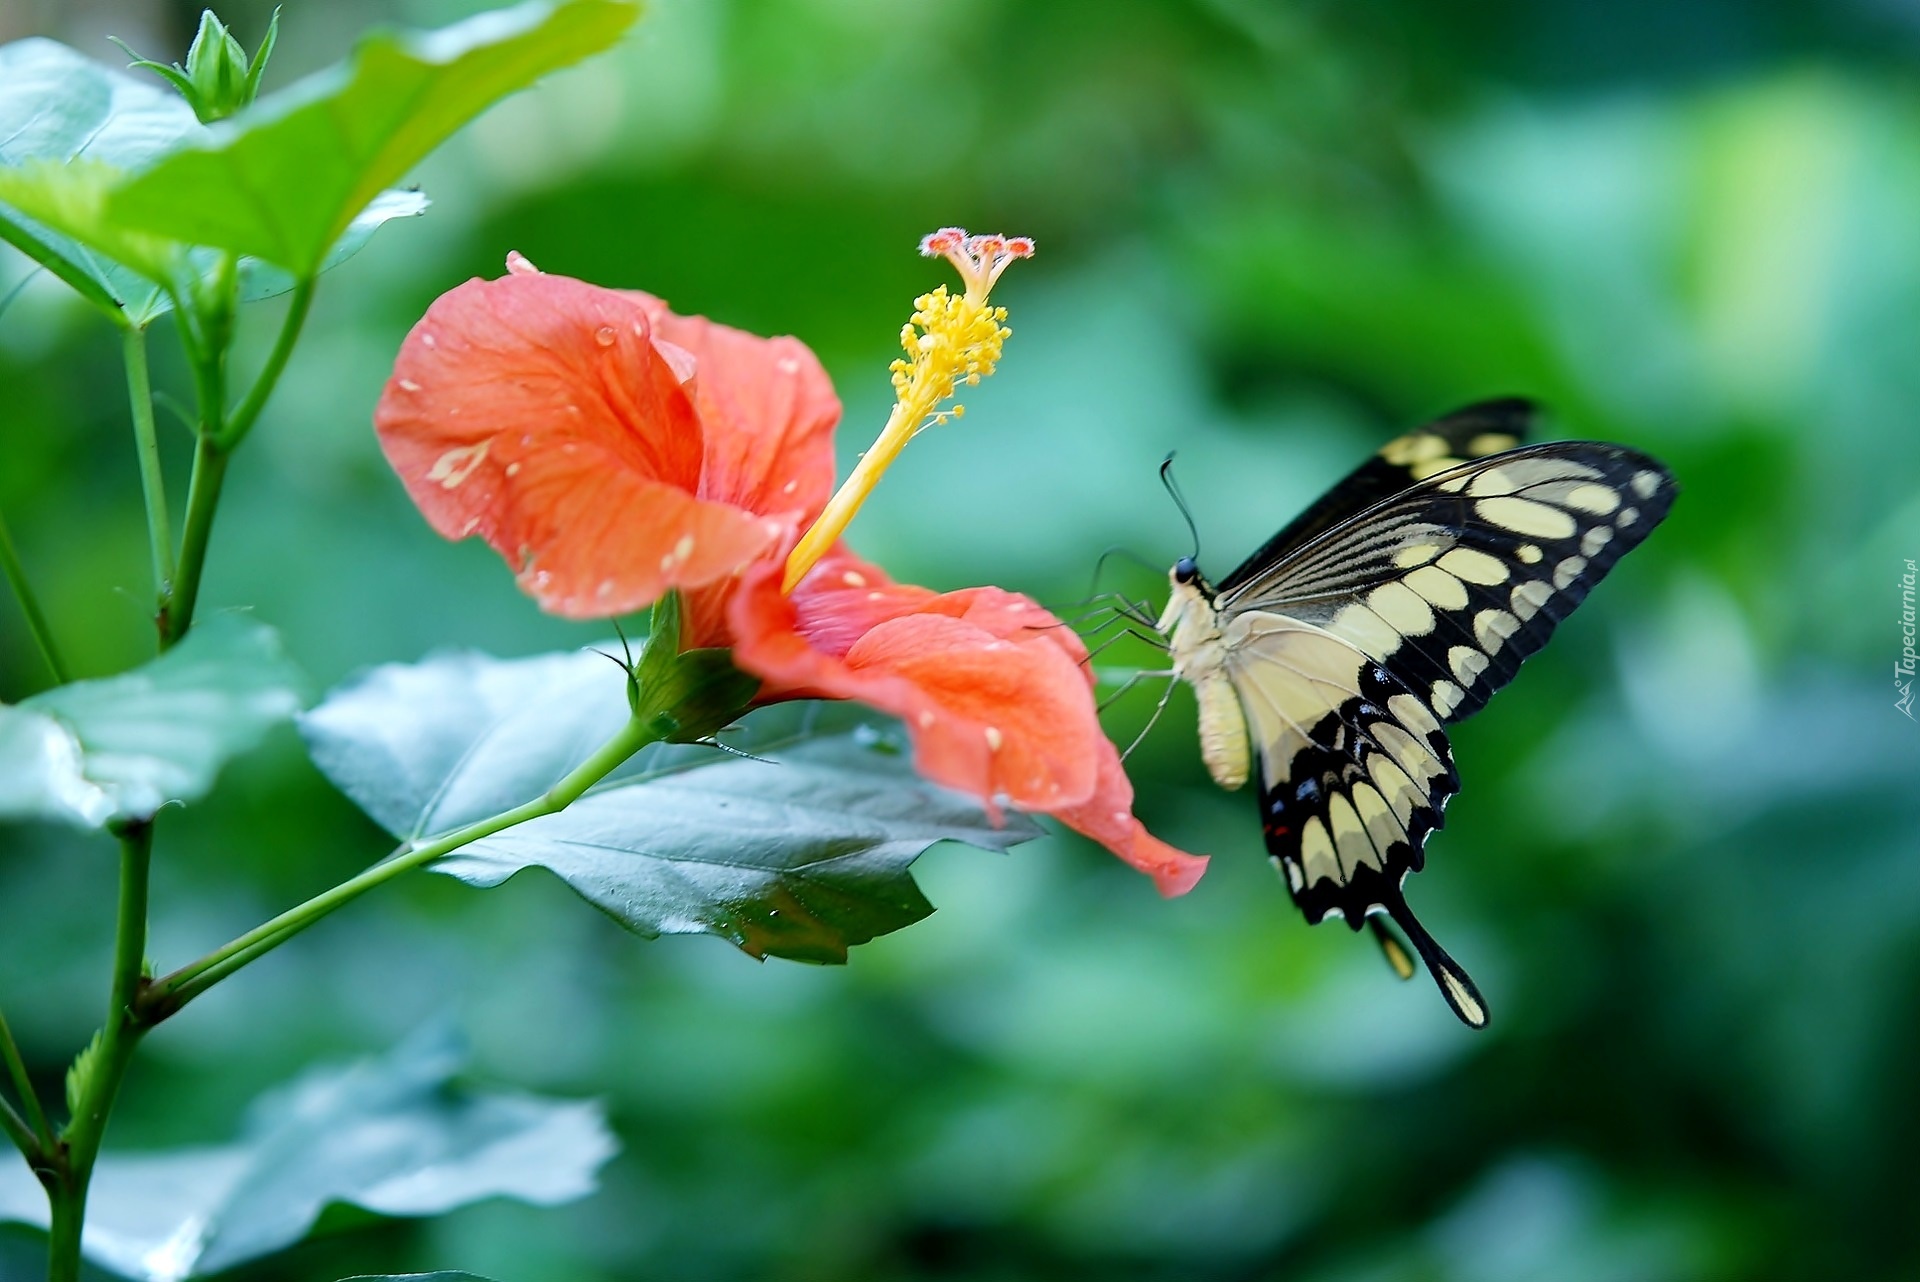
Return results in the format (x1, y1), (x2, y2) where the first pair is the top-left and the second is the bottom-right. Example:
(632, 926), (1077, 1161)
(1215, 397), (1536, 598)
(1219, 443), (1676, 724)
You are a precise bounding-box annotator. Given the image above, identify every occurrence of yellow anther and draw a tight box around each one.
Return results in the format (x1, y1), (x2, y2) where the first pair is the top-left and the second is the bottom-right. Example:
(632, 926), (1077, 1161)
(782, 228), (1032, 592)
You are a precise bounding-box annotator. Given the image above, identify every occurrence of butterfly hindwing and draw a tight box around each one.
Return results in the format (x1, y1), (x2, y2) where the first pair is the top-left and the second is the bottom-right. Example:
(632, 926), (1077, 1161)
(1220, 613), (1456, 912)
(1221, 442), (1676, 724)
(1220, 613), (1489, 1027)
(1216, 397), (1536, 599)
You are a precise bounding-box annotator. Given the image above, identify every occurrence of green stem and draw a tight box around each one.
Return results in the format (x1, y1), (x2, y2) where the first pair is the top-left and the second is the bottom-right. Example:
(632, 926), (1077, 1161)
(219, 275), (313, 451)
(0, 1094), (33, 1166)
(160, 435), (230, 647)
(144, 714), (661, 1018)
(123, 326), (175, 615)
(48, 822), (153, 1282)
(46, 1192), (80, 1282)
(0, 504), (69, 685)
(157, 275), (314, 646)
(0, 1006), (52, 1149)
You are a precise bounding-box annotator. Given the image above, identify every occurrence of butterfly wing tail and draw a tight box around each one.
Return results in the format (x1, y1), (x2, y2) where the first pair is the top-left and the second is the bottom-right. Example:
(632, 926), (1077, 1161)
(1382, 895), (1490, 1029)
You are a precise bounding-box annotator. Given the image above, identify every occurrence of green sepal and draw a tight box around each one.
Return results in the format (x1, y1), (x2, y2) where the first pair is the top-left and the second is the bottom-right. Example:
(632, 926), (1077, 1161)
(632, 592), (760, 744)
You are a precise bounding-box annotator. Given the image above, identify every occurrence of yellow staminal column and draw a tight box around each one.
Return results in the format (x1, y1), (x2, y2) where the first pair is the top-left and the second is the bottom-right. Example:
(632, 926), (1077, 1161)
(782, 228), (1032, 592)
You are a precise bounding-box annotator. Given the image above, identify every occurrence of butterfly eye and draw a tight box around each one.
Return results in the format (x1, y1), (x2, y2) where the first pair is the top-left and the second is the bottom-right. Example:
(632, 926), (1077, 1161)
(1173, 557), (1199, 584)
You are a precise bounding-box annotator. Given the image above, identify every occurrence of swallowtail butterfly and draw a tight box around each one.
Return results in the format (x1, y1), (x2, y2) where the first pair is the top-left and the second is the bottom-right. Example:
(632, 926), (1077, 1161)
(1157, 398), (1675, 1027)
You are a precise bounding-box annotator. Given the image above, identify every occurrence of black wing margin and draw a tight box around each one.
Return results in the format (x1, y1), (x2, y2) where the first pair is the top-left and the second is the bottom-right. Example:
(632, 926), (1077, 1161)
(1216, 398), (1536, 598)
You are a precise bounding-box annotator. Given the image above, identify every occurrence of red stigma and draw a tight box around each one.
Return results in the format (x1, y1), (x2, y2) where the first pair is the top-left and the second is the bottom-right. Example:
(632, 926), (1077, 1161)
(920, 227), (967, 256)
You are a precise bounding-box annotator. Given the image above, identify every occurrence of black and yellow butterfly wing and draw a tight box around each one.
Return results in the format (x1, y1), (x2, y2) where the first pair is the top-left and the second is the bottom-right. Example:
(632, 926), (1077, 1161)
(1205, 400), (1676, 1027)
(1215, 612), (1487, 1023)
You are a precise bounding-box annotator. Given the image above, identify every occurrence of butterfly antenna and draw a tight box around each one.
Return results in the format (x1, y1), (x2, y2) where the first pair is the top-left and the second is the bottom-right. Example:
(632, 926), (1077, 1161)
(1160, 453), (1201, 563)
(1085, 545), (1165, 606)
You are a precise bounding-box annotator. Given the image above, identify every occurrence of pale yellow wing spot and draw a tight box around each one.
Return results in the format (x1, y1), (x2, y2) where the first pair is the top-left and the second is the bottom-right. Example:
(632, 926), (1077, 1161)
(1474, 496), (1577, 540)
(1327, 792), (1373, 876)
(1436, 547), (1509, 585)
(1448, 645), (1491, 685)
(1392, 542), (1443, 569)
(1580, 525), (1614, 556)
(1331, 602), (1406, 659)
(1386, 692), (1443, 741)
(1366, 580), (1436, 635)
(1366, 753), (1425, 826)
(1553, 556), (1588, 589)
(1403, 564), (1469, 611)
(1300, 815), (1340, 886)
(1379, 432), (1451, 466)
(1440, 968), (1487, 1028)
(1565, 482), (1622, 515)
(1465, 465), (1523, 497)
(1429, 679), (1466, 717)
(1510, 580), (1554, 621)
(1474, 608), (1521, 651)
(1350, 780), (1408, 855)
(1375, 720), (1444, 782)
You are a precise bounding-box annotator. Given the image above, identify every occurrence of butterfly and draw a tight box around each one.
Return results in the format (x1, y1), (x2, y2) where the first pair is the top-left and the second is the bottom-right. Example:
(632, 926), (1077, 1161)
(1155, 398), (1675, 1028)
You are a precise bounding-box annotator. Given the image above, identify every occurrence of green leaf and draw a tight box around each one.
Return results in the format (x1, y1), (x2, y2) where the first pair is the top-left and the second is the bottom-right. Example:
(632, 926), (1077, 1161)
(108, 0), (641, 274)
(301, 648), (1039, 963)
(0, 1026), (614, 1281)
(0, 613), (305, 829)
(300, 646), (634, 843)
(0, 35), (204, 322)
(240, 185), (431, 302)
(435, 720), (1037, 964)
(0, 34), (427, 323)
(0, 157), (184, 287)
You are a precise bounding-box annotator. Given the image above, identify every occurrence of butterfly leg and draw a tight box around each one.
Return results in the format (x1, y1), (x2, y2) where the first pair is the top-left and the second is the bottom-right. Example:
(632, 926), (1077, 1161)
(1097, 665), (1175, 713)
(1119, 672), (1182, 762)
(1382, 894), (1489, 1029)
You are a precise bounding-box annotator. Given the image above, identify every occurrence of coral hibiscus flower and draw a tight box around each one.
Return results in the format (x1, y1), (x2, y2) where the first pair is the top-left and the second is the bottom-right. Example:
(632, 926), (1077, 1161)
(374, 232), (1207, 896)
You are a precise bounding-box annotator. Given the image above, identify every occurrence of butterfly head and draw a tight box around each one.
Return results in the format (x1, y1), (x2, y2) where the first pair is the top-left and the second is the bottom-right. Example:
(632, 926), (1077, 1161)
(1168, 555), (1217, 599)
(1158, 556), (1220, 637)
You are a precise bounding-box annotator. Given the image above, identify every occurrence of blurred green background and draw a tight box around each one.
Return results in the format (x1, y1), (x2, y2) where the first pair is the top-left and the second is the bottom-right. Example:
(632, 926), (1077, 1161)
(4, 0), (1920, 1278)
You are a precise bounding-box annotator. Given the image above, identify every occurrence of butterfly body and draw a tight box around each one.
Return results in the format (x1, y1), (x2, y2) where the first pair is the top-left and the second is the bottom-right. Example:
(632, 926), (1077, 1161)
(1160, 399), (1675, 1029)
(1157, 560), (1251, 791)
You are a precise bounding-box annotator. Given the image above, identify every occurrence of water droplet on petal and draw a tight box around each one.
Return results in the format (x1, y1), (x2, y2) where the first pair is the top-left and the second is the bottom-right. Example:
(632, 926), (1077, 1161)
(594, 325), (617, 347)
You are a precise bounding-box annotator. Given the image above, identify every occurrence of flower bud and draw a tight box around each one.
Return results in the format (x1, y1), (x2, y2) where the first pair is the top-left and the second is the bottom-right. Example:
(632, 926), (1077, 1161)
(117, 8), (280, 125)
